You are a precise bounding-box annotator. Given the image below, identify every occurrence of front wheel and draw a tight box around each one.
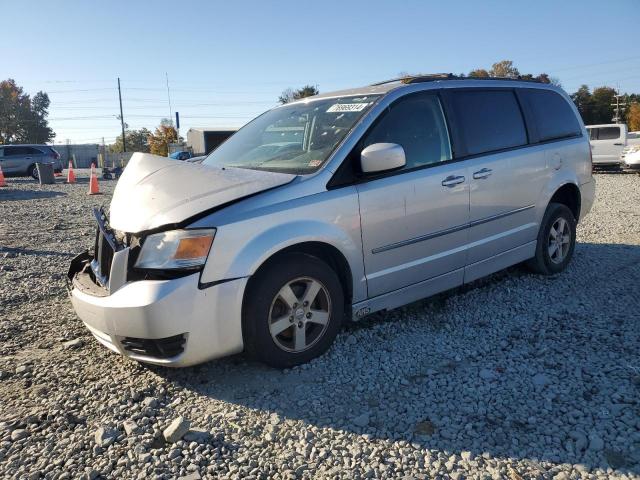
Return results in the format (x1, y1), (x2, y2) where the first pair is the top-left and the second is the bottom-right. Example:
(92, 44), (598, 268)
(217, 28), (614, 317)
(29, 164), (39, 180)
(526, 202), (577, 275)
(242, 253), (344, 368)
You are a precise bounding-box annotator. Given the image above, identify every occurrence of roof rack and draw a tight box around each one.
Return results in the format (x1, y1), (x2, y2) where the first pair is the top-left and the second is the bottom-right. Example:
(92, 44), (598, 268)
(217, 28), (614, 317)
(371, 74), (547, 86)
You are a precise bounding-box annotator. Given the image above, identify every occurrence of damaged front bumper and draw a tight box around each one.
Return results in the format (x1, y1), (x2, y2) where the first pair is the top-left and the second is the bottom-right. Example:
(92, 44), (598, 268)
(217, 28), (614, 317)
(67, 230), (247, 367)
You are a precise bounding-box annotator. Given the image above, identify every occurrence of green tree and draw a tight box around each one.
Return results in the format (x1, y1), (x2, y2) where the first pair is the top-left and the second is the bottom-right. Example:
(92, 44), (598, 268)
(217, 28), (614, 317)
(571, 85), (594, 124)
(27, 91), (55, 143)
(149, 119), (178, 156)
(0, 79), (55, 144)
(278, 85), (319, 104)
(110, 128), (151, 153)
(590, 87), (617, 124)
(467, 61), (555, 85)
(468, 69), (490, 78)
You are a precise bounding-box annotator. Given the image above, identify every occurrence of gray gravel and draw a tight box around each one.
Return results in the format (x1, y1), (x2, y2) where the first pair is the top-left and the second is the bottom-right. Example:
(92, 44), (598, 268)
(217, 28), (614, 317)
(1, 171), (639, 479)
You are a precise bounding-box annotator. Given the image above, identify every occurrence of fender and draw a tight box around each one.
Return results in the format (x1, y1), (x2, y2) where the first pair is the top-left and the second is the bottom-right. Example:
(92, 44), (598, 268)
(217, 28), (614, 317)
(197, 188), (368, 304)
(535, 169), (582, 225)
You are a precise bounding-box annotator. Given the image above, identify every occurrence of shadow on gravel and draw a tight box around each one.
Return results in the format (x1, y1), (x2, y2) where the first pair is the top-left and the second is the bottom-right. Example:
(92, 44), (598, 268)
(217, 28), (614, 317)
(0, 189), (67, 201)
(158, 242), (640, 476)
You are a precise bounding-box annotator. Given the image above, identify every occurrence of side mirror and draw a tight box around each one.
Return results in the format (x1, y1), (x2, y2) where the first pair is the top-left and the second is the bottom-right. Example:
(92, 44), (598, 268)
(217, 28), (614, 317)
(360, 143), (406, 174)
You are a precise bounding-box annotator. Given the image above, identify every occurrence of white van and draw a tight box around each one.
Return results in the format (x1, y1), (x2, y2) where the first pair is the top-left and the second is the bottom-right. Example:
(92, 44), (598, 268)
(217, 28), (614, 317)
(587, 123), (635, 166)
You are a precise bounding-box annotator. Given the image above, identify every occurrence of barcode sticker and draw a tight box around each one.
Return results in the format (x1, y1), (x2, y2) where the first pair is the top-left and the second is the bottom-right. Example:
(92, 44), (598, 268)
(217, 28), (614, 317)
(326, 103), (368, 113)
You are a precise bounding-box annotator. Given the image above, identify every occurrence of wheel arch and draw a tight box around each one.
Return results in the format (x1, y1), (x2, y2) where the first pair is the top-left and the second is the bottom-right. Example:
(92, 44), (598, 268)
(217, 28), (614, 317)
(549, 182), (581, 221)
(245, 241), (353, 309)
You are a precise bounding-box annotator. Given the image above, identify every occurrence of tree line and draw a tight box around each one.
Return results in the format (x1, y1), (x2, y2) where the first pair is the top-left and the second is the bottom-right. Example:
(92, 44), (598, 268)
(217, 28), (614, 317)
(278, 61), (640, 131)
(109, 119), (179, 157)
(2, 63), (639, 152)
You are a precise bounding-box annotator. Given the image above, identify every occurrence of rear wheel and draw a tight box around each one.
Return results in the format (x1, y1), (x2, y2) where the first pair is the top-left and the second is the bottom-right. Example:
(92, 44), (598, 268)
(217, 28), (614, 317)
(526, 202), (576, 275)
(242, 253), (344, 368)
(29, 164), (39, 180)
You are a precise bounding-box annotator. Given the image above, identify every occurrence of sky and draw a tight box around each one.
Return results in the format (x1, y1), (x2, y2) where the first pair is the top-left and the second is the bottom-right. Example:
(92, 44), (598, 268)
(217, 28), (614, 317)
(4, 0), (640, 145)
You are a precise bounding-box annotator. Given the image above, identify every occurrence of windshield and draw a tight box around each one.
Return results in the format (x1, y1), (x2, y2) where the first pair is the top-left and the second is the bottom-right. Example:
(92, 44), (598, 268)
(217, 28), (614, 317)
(202, 95), (380, 174)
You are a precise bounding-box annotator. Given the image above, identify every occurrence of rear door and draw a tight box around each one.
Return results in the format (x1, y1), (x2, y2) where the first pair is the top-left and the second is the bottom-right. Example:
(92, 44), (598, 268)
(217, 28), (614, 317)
(590, 126), (623, 164)
(1, 146), (29, 174)
(443, 88), (545, 281)
(356, 92), (470, 298)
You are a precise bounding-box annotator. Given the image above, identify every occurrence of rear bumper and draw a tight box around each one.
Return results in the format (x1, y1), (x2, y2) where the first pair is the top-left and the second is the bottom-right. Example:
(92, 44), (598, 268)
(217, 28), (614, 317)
(579, 179), (596, 222)
(70, 268), (247, 367)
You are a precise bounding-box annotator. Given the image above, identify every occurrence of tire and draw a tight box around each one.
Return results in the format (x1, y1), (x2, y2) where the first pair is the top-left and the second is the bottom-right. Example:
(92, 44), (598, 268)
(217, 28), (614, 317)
(526, 202), (577, 275)
(242, 252), (344, 368)
(29, 164), (39, 180)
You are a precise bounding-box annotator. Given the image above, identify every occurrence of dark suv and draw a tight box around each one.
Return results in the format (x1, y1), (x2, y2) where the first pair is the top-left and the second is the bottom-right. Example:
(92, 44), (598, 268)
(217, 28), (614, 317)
(0, 144), (63, 179)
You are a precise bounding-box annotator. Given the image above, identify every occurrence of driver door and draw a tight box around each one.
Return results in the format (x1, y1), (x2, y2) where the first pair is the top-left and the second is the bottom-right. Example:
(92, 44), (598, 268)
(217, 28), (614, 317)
(356, 92), (470, 298)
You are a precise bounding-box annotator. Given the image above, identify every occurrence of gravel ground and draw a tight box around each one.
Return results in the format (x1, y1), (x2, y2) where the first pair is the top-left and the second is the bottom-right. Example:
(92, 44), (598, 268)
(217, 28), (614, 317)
(1, 170), (639, 480)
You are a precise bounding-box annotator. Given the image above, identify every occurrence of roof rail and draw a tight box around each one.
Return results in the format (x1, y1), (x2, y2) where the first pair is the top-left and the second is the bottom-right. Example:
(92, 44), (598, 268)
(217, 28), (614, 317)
(371, 74), (548, 86)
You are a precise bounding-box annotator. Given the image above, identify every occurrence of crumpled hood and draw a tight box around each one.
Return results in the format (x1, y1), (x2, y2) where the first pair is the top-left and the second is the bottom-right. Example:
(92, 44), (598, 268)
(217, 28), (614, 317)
(109, 153), (295, 233)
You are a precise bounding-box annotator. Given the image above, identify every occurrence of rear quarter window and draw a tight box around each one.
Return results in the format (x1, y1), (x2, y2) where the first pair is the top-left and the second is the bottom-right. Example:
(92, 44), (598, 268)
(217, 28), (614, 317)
(6, 146), (27, 156)
(521, 89), (581, 142)
(449, 90), (527, 156)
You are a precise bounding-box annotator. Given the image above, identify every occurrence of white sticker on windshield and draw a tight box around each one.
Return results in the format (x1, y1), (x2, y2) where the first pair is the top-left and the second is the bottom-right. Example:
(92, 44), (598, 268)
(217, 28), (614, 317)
(327, 103), (368, 113)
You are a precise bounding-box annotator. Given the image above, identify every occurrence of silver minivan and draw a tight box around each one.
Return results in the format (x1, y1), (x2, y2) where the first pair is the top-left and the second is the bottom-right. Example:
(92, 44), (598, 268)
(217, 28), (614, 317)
(69, 76), (595, 368)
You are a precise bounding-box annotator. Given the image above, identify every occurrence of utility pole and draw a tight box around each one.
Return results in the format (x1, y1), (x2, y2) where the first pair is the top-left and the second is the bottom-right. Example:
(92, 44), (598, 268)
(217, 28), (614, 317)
(166, 72), (173, 125)
(611, 85), (627, 124)
(118, 77), (127, 152)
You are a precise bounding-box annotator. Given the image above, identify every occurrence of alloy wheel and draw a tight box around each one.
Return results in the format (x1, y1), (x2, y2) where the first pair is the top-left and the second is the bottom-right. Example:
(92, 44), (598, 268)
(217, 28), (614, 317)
(268, 277), (331, 353)
(548, 217), (571, 264)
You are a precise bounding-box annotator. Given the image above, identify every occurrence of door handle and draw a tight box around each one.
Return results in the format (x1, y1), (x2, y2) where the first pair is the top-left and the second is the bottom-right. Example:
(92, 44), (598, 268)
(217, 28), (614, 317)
(25, 157), (32, 160)
(472, 168), (492, 179)
(441, 175), (465, 187)
(613, 143), (623, 146)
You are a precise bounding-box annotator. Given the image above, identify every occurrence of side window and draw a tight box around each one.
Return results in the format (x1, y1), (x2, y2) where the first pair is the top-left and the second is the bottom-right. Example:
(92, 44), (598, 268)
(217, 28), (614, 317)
(597, 127), (620, 140)
(0, 148), (3, 157)
(26, 147), (44, 155)
(5, 147), (25, 156)
(450, 90), (527, 156)
(522, 89), (581, 142)
(361, 93), (451, 170)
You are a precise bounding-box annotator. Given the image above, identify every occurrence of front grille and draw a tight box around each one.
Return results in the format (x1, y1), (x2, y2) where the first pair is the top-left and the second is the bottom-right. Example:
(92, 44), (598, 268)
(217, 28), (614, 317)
(120, 334), (187, 359)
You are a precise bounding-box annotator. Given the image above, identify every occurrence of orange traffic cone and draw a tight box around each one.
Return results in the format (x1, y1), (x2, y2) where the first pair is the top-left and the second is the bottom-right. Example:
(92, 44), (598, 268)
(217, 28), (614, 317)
(0, 165), (7, 187)
(67, 160), (76, 184)
(88, 163), (100, 195)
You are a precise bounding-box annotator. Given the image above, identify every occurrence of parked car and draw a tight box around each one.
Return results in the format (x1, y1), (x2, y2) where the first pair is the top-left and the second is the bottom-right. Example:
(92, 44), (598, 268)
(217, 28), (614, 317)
(0, 144), (63, 178)
(169, 151), (193, 161)
(586, 124), (640, 167)
(622, 144), (640, 170)
(185, 155), (206, 164)
(68, 75), (595, 368)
